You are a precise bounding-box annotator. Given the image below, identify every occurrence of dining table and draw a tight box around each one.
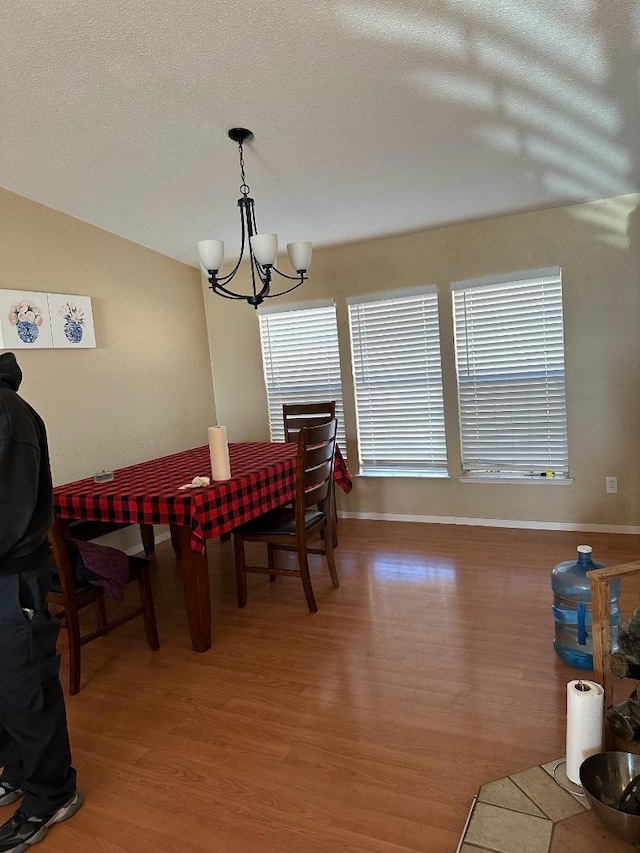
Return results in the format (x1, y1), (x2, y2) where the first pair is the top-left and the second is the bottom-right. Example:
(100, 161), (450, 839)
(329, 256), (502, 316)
(53, 441), (352, 652)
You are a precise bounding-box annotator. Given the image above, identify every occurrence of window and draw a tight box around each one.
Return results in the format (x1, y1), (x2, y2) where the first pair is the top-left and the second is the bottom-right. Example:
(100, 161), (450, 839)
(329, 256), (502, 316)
(348, 287), (447, 475)
(452, 267), (568, 476)
(258, 301), (345, 446)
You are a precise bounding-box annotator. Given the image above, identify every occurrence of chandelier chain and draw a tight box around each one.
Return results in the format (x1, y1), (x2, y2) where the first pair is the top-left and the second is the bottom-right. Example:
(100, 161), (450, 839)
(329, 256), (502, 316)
(238, 142), (250, 197)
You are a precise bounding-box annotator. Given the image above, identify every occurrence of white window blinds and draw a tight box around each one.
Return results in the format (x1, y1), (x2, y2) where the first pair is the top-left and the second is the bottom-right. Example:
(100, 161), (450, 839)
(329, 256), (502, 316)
(452, 268), (569, 475)
(348, 287), (447, 474)
(258, 302), (345, 447)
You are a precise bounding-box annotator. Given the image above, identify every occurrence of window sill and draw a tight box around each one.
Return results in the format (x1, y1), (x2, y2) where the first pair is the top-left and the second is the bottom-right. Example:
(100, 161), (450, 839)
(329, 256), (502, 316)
(353, 471), (574, 484)
(458, 474), (574, 485)
(356, 470), (450, 479)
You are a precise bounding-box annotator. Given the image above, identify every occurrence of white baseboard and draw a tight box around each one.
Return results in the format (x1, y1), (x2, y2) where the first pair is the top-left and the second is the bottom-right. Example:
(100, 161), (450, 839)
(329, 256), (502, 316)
(89, 525), (174, 556)
(118, 515), (640, 556)
(124, 529), (172, 556)
(338, 511), (640, 535)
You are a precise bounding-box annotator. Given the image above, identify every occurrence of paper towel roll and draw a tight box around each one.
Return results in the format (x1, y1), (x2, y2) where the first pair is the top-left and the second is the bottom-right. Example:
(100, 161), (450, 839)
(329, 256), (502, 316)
(208, 426), (231, 480)
(566, 679), (604, 784)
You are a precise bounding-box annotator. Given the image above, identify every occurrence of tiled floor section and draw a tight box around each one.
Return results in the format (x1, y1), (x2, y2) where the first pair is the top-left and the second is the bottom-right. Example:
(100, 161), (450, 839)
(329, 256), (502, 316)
(458, 759), (640, 852)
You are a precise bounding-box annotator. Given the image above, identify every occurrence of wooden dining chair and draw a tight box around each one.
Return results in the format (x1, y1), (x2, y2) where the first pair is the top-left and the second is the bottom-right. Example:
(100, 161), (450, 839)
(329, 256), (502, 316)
(283, 401), (339, 546)
(47, 520), (160, 695)
(282, 401), (336, 442)
(233, 419), (339, 613)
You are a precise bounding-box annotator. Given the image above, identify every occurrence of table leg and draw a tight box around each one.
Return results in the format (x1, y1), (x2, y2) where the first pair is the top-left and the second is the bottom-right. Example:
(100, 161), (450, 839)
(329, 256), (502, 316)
(170, 524), (182, 558)
(177, 526), (212, 652)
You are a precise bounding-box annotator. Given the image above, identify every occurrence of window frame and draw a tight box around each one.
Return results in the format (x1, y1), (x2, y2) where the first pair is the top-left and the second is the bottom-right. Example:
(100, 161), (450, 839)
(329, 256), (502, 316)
(347, 285), (448, 477)
(258, 299), (346, 449)
(450, 266), (570, 480)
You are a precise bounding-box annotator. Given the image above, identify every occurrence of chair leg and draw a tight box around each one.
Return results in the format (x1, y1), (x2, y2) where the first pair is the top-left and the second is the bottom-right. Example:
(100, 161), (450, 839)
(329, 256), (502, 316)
(53, 604), (66, 627)
(325, 521), (340, 588)
(268, 544), (277, 582)
(233, 536), (248, 607)
(298, 546), (318, 614)
(139, 523), (156, 559)
(138, 569), (160, 650)
(96, 593), (108, 634)
(320, 486), (339, 548)
(170, 524), (182, 559)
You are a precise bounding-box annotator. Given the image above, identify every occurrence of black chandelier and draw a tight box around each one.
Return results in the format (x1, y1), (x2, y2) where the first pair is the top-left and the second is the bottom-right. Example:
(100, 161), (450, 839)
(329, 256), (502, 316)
(197, 128), (312, 308)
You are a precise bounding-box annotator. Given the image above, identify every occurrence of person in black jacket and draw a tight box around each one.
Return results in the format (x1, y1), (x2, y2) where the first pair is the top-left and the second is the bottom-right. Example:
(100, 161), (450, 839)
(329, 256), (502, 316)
(0, 352), (82, 851)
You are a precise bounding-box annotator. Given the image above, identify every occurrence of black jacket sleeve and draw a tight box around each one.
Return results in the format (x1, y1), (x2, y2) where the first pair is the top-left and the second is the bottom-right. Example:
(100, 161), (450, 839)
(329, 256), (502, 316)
(0, 398), (41, 562)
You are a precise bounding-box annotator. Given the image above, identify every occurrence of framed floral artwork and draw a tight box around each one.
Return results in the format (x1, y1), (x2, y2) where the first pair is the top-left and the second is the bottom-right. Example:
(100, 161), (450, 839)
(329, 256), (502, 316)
(0, 289), (54, 349)
(47, 293), (96, 348)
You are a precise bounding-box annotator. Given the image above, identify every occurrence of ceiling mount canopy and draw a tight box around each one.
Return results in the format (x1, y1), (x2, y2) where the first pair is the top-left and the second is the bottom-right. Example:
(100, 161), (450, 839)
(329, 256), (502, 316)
(197, 128), (312, 309)
(226, 127), (253, 145)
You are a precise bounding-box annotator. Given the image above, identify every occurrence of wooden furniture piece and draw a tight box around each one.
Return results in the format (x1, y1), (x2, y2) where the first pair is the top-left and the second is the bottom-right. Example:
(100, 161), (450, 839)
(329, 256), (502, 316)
(53, 442), (353, 652)
(282, 401), (336, 442)
(283, 401), (339, 546)
(47, 519), (160, 695)
(589, 560), (640, 753)
(233, 420), (339, 613)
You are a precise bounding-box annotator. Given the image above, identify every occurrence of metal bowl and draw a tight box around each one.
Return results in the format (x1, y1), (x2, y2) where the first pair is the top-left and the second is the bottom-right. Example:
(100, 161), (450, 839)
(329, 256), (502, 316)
(580, 751), (640, 843)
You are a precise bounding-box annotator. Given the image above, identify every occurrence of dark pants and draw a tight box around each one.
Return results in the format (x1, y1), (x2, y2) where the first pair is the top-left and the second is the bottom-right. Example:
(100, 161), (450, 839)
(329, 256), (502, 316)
(0, 559), (76, 816)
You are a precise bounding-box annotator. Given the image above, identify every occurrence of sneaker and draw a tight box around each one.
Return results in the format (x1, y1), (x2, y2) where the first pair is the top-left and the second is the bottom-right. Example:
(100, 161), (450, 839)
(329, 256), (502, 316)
(0, 791), (83, 852)
(0, 784), (22, 808)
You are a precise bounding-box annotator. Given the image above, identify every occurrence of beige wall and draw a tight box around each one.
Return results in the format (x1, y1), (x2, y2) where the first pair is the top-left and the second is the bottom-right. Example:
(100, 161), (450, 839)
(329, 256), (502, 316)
(0, 188), (216, 488)
(204, 285), (269, 442)
(205, 193), (640, 529)
(4, 185), (637, 532)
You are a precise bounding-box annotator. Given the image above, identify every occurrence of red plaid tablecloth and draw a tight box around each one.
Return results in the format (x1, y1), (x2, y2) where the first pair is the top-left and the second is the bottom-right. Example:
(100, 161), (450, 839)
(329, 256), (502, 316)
(53, 442), (352, 555)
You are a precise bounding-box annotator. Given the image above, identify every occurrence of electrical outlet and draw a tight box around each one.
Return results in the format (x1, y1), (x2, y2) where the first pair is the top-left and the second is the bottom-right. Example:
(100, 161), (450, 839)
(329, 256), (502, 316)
(606, 476), (618, 494)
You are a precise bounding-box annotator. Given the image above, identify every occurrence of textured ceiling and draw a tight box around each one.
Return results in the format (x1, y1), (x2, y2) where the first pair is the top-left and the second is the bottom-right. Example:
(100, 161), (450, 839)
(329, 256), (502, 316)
(2, 0), (639, 266)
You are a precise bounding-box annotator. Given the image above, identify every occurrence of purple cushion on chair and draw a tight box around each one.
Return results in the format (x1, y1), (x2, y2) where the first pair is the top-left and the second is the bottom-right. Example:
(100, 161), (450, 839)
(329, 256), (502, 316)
(71, 539), (131, 602)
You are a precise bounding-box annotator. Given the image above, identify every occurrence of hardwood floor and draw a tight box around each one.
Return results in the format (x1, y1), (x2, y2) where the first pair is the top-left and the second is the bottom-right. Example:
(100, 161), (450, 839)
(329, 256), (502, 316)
(40, 521), (640, 852)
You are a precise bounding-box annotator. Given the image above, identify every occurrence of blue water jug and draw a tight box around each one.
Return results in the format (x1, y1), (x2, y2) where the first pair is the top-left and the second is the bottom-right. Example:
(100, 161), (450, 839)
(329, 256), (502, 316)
(551, 545), (621, 670)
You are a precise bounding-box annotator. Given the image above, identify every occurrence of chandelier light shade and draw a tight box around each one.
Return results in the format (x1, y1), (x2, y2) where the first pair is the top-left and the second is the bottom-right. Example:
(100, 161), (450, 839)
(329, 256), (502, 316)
(197, 128), (312, 308)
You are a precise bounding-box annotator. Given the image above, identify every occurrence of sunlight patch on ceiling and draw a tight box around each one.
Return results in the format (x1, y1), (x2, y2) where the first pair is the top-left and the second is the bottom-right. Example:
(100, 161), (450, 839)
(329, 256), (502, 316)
(474, 36), (618, 133)
(526, 136), (628, 194)
(410, 69), (496, 108)
(471, 126), (628, 198)
(335, 0), (630, 228)
(333, 4), (466, 54)
(502, 91), (629, 173)
(472, 124), (522, 154)
(542, 170), (596, 197)
(457, 0), (607, 82)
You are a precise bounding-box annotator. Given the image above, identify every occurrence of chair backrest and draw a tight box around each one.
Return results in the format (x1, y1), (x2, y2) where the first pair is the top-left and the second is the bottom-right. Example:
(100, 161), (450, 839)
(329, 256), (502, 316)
(283, 401), (336, 442)
(47, 523), (81, 608)
(295, 419), (338, 521)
